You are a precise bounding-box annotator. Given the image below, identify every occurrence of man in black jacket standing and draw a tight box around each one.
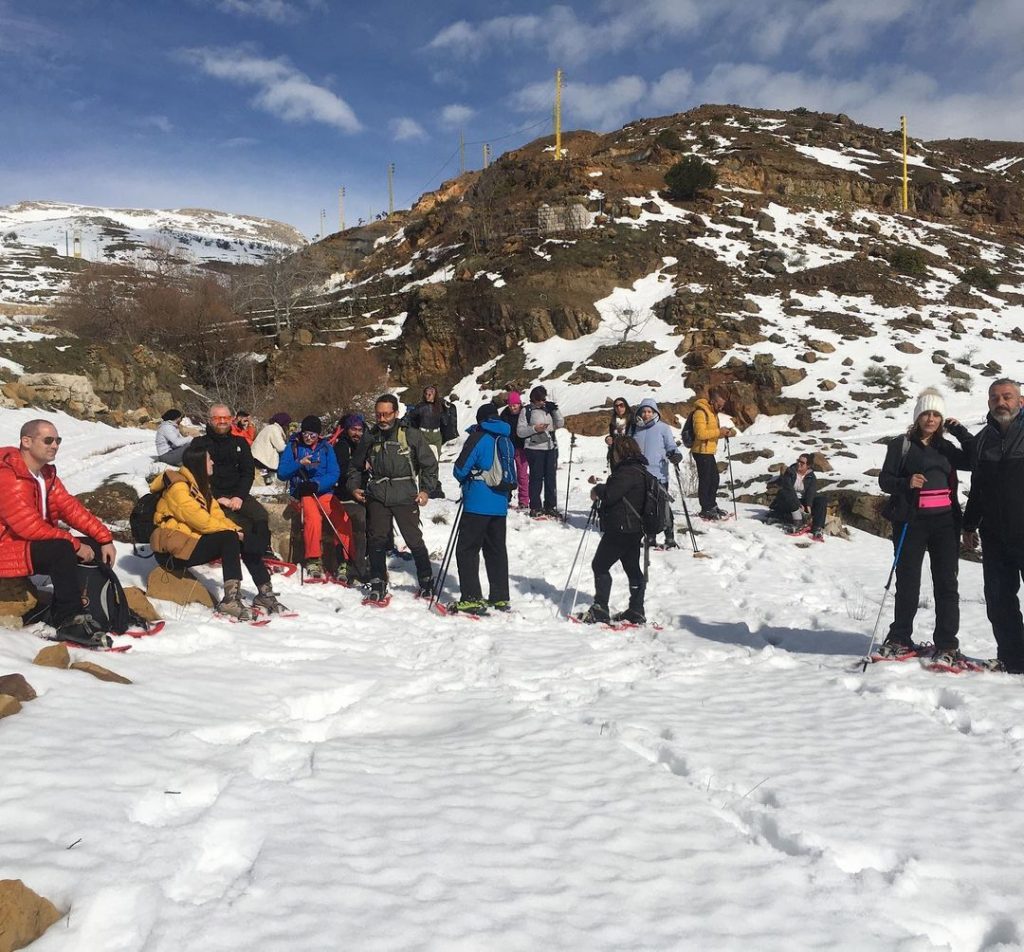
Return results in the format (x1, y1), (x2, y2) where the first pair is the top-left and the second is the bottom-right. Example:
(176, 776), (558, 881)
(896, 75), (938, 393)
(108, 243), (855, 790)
(963, 378), (1024, 673)
(333, 413), (372, 583)
(195, 402), (272, 560)
(351, 394), (439, 603)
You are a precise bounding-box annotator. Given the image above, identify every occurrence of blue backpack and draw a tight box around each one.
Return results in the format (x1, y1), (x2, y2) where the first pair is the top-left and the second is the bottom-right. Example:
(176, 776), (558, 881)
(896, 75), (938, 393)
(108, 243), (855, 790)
(480, 433), (518, 495)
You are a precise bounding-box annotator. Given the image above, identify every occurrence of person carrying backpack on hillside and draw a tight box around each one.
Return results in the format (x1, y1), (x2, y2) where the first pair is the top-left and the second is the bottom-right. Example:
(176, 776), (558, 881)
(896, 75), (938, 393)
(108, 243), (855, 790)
(252, 412), (291, 485)
(517, 385), (564, 518)
(579, 435), (649, 625)
(277, 415), (351, 580)
(450, 403), (514, 614)
(605, 397), (635, 468)
(767, 453), (828, 542)
(150, 442), (286, 620)
(0, 418), (118, 646)
(691, 386), (736, 521)
(632, 397), (681, 549)
(354, 393), (439, 603)
(876, 388), (971, 668)
(407, 385), (457, 498)
(499, 390), (530, 509)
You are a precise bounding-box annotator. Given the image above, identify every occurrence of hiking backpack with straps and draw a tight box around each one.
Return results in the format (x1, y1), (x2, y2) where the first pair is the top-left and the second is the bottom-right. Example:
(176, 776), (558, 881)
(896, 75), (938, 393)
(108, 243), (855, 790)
(681, 411), (696, 449)
(479, 432), (517, 495)
(129, 489), (163, 549)
(74, 561), (144, 634)
(624, 470), (672, 537)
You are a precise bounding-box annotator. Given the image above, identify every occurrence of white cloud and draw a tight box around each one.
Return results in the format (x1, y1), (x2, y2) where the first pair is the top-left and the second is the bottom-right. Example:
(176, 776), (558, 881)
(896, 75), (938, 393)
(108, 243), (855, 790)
(439, 104), (476, 128)
(955, 0), (1024, 49)
(512, 75), (648, 130)
(200, 0), (323, 22)
(390, 117), (428, 142)
(427, 1), (701, 65)
(139, 115), (174, 134)
(181, 46), (361, 133)
(648, 68), (694, 112)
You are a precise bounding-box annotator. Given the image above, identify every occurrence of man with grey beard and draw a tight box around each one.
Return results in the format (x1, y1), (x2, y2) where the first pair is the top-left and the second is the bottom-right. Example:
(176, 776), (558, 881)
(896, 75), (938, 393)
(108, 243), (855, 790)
(963, 378), (1024, 673)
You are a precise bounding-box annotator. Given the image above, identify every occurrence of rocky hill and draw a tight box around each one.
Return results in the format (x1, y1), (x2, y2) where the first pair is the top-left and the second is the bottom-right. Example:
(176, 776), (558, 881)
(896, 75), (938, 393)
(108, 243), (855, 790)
(0, 200), (307, 303)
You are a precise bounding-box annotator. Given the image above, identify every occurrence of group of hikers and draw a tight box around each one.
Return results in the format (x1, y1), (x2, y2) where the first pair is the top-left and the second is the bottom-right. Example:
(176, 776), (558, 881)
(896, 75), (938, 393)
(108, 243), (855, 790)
(2, 377), (1024, 676)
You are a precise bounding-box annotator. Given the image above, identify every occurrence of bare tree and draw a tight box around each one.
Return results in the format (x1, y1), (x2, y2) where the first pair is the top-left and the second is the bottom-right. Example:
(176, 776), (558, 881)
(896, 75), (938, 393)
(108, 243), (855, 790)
(232, 248), (330, 335)
(606, 303), (651, 343)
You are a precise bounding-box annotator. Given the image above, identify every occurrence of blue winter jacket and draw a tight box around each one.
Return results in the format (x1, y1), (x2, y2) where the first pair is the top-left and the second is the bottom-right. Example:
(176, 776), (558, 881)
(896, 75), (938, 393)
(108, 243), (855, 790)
(277, 435), (340, 497)
(453, 418), (512, 517)
(633, 398), (679, 483)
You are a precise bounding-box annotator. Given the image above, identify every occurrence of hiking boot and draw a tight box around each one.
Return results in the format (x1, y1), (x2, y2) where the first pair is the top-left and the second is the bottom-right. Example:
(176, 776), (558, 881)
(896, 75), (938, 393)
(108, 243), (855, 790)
(487, 600), (512, 613)
(542, 507), (561, 519)
(930, 647), (966, 670)
(612, 608), (646, 625)
(217, 580), (251, 621)
(699, 509), (723, 521)
(364, 578), (388, 603)
(303, 557), (323, 580)
(452, 599), (488, 615)
(660, 539), (680, 550)
(811, 530), (825, 542)
(874, 640), (917, 661)
(418, 575), (434, 599)
(252, 582), (288, 615)
(55, 614), (111, 648)
(715, 507), (730, 517)
(578, 604), (611, 625)
(982, 657), (1024, 674)
(529, 508), (545, 518)
(787, 523), (811, 537)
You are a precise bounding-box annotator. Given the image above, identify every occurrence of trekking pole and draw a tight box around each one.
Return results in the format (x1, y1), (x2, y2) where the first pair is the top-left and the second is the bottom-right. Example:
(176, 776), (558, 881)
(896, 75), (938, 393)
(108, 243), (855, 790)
(430, 496), (465, 612)
(566, 508), (598, 620)
(557, 502), (598, 618)
(563, 432), (577, 522)
(861, 521), (910, 671)
(725, 435), (738, 519)
(672, 461), (706, 558)
(312, 493), (350, 564)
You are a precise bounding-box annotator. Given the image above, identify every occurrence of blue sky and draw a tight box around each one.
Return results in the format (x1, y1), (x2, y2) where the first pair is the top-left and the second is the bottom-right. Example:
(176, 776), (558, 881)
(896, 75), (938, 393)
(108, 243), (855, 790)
(1, 0), (1020, 238)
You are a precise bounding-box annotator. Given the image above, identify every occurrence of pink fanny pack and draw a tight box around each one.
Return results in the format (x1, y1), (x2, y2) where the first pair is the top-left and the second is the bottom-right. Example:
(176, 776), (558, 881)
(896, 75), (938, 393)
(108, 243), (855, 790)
(918, 488), (952, 509)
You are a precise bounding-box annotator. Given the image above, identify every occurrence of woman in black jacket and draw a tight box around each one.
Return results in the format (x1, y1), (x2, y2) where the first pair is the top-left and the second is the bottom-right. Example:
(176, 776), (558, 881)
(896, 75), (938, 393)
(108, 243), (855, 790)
(605, 397), (635, 467)
(580, 435), (649, 624)
(876, 388), (972, 667)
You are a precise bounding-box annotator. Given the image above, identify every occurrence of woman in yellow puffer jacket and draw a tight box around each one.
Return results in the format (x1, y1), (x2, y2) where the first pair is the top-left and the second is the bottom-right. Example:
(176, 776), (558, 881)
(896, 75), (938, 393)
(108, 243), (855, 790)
(151, 443), (285, 619)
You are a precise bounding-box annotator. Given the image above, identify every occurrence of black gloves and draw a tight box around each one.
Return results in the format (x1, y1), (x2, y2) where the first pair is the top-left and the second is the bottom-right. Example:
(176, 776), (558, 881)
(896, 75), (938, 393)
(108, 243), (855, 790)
(668, 451), (683, 465)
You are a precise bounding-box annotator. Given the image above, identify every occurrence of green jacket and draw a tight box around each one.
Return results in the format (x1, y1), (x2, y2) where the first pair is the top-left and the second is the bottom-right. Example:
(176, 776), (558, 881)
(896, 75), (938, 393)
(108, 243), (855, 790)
(360, 423), (439, 506)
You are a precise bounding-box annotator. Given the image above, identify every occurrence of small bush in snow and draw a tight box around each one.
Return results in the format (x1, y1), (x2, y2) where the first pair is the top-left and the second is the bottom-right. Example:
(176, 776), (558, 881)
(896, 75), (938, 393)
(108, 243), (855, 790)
(863, 364), (904, 389)
(888, 247), (927, 276)
(664, 156), (718, 201)
(960, 265), (998, 291)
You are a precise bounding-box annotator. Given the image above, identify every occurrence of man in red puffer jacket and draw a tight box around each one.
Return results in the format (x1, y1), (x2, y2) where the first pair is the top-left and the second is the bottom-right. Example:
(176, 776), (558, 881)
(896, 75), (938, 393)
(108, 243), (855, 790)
(0, 418), (116, 644)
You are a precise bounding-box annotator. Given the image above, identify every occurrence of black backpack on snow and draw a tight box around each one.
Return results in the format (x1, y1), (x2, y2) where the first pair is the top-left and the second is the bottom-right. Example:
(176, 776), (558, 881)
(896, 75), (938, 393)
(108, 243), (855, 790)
(73, 562), (140, 635)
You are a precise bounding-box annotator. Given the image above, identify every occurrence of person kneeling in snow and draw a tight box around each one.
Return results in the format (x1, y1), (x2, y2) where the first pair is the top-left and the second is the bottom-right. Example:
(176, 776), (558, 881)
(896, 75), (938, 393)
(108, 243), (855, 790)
(150, 443), (287, 620)
(0, 418), (117, 646)
(767, 454), (827, 542)
(277, 415), (351, 581)
(450, 403), (513, 614)
(579, 436), (649, 625)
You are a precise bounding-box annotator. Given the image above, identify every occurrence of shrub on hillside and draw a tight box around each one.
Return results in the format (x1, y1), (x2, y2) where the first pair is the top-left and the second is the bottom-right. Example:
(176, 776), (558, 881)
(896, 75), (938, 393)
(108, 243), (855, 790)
(664, 156), (718, 201)
(960, 265), (999, 291)
(272, 345), (388, 423)
(654, 129), (685, 151)
(863, 364), (904, 390)
(888, 247), (927, 276)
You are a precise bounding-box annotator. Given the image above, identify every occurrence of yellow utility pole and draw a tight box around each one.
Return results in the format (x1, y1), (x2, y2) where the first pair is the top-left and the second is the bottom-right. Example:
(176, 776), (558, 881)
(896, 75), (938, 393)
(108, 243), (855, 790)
(901, 115), (908, 213)
(387, 163), (395, 216)
(554, 68), (563, 160)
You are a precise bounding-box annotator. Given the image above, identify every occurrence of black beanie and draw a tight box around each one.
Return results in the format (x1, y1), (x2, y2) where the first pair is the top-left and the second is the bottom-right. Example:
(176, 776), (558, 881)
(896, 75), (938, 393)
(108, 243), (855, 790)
(161, 409), (183, 422)
(476, 403), (498, 424)
(300, 415), (323, 434)
(529, 385), (547, 402)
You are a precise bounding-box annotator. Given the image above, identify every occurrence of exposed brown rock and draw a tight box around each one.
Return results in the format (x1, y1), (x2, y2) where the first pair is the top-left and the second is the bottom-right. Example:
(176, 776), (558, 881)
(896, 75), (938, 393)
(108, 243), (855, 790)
(0, 695), (22, 719)
(0, 880), (63, 952)
(0, 577), (38, 622)
(146, 565), (215, 608)
(32, 644), (70, 669)
(0, 674), (36, 702)
(69, 661), (132, 685)
(124, 587), (160, 623)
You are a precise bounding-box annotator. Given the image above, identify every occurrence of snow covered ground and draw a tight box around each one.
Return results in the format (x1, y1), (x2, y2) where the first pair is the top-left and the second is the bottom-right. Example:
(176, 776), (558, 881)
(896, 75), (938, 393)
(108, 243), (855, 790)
(2, 409), (1024, 951)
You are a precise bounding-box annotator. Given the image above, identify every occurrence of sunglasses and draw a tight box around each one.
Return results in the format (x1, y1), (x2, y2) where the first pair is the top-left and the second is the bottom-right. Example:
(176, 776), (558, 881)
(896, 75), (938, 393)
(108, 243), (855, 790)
(614, 403), (626, 409)
(210, 415), (232, 422)
(39, 436), (62, 445)
(301, 430), (319, 438)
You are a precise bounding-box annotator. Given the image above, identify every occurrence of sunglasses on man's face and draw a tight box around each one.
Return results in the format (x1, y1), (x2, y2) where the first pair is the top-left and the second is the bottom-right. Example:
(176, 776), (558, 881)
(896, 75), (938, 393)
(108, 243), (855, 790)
(39, 436), (62, 446)
(210, 415), (232, 422)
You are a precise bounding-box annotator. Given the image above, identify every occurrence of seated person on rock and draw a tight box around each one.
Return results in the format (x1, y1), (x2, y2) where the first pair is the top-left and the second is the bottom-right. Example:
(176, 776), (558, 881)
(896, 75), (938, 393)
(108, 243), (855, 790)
(277, 415), (351, 580)
(155, 408), (193, 465)
(767, 453), (827, 542)
(150, 443), (287, 620)
(0, 418), (117, 646)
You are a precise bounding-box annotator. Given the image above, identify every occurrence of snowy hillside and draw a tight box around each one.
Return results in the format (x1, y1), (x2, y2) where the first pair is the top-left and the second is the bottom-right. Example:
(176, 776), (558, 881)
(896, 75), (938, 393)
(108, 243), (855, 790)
(1, 408), (1024, 951)
(0, 200), (307, 303)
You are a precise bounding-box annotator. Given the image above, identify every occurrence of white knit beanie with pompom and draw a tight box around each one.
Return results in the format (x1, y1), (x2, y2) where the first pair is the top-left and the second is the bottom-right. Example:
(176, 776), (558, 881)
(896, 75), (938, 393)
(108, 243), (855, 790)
(913, 387), (945, 421)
